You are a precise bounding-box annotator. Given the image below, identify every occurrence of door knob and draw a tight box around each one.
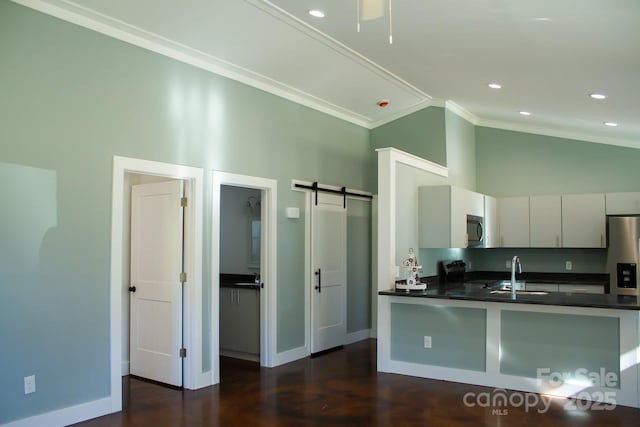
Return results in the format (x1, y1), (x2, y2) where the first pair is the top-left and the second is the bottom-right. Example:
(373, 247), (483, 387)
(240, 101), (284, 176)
(128, 286), (136, 293)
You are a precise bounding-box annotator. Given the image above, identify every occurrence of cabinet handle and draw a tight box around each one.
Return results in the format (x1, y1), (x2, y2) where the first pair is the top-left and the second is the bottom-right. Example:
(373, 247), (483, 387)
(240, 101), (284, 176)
(315, 268), (322, 293)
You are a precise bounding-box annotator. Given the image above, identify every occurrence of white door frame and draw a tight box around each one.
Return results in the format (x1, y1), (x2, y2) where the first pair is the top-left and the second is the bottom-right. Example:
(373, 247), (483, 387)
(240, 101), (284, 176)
(109, 156), (205, 413)
(211, 171), (278, 383)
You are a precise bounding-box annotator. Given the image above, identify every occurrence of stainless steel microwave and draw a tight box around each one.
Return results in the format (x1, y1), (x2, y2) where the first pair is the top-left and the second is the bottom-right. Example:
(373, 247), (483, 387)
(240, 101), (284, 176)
(466, 215), (484, 248)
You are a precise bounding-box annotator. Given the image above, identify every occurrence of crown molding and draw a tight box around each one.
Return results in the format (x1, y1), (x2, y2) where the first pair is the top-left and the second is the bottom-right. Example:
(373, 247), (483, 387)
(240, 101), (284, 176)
(369, 100), (436, 128)
(12, 0), (376, 128)
(443, 100), (640, 150)
(12, 0), (639, 147)
(444, 101), (479, 125)
(475, 118), (640, 150)
(248, 0), (433, 100)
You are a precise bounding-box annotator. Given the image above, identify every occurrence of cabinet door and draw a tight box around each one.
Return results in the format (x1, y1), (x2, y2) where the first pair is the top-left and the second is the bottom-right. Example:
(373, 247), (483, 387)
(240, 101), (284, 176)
(235, 288), (260, 354)
(451, 187), (485, 248)
(558, 284), (604, 294)
(606, 192), (640, 215)
(530, 195), (562, 248)
(498, 197), (530, 247)
(561, 194), (605, 248)
(525, 283), (559, 292)
(219, 287), (236, 351)
(484, 195), (499, 248)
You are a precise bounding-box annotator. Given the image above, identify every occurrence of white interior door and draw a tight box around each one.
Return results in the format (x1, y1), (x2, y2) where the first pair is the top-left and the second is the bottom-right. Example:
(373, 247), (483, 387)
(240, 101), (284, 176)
(130, 180), (184, 386)
(310, 192), (347, 354)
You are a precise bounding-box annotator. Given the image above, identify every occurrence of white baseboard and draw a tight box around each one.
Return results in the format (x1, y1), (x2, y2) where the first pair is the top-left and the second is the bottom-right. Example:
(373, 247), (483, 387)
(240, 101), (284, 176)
(2, 397), (113, 427)
(271, 345), (308, 367)
(121, 360), (130, 376)
(346, 329), (371, 345)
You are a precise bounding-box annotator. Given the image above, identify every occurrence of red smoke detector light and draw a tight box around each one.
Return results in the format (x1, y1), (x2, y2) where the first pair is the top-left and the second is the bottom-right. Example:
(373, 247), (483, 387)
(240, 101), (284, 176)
(377, 100), (390, 108)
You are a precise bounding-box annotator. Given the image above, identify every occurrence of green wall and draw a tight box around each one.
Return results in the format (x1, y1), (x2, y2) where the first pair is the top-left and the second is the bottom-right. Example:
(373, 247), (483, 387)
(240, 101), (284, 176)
(391, 303), (486, 371)
(473, 126), (640, 274)
(445, 109), (477, 190)
(0, 3), (372, 423)
(371, 107), (447, 165)
(501, 311), (619, 381)
(476, 127), (640, 197)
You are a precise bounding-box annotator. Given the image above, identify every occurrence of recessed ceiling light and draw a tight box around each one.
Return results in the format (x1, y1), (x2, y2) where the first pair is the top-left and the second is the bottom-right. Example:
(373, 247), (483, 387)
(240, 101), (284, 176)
(534, 17), (551, 21)
(519, 111), (531, 116)
(604, 122), (618, 127)
(590, 93), (607, 100)
(488, 83), (502, 89)
(308, 9), (325, 18)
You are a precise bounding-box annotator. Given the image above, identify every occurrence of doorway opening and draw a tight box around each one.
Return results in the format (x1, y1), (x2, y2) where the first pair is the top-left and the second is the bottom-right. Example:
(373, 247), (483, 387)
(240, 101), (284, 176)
(109, 156), (205, 412)
(211, 171), (277, 385)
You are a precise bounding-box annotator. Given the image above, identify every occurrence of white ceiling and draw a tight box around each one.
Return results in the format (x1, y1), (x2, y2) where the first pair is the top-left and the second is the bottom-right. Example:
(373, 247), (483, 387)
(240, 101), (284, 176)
(19, 0), (640, 148)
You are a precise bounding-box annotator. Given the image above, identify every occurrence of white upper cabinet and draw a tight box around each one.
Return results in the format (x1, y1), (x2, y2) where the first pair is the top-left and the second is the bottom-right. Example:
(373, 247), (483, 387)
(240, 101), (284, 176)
(484, 195), (499, 248)
(606, 192), (640, 215)
(498, 197), (530, 247)
(530, 195), (562, 248)
(561, 193), (606, 248)
(419, 185), (484, 248)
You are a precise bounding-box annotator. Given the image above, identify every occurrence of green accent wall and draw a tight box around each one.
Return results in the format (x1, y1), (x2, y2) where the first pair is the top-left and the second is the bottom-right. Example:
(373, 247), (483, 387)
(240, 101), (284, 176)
(347, 199), (372, 333)
(445, 109), (477, 191)
(391, 303), (486, 371)
(371, 107), (447, 165)
(476, 127), (640, 197)
(0, 3), (372, 423)
(370, 107), (447, 192)
(500, 311), (620, 383)
(468, 248), (607, 274)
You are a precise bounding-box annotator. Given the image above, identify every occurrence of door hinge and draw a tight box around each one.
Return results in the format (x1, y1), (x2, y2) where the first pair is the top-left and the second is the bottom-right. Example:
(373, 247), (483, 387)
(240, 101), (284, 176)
(179, 348), (187, 358)
(180, 272), (187, 283)
(180, 197), (188, 207)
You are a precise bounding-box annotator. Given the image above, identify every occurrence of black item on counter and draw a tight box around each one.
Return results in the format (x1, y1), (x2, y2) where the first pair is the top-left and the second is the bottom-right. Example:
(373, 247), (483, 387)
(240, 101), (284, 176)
(439, 260), (466, 285)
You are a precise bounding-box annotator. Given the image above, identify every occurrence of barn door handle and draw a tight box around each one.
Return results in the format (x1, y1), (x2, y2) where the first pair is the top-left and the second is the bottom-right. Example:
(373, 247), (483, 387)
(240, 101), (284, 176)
(314, 269), (322, 293)
(128, 286), (136, 293)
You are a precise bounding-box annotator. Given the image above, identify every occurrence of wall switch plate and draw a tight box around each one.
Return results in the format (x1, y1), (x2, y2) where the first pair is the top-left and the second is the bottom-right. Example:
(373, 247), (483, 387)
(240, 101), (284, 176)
(423, 336), (432, 349)
(24, 375), (36, 395)
(505, 260), (511, 269)
(565, 261), (573, 271)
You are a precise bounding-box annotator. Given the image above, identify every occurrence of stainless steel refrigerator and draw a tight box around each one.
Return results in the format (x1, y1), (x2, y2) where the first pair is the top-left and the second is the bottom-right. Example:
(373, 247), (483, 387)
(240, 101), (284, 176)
(607, 216), (640, 296)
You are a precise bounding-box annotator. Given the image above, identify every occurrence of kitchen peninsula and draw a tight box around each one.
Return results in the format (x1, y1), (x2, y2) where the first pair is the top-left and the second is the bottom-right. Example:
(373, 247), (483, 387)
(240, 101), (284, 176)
(375, 148), (640, 409)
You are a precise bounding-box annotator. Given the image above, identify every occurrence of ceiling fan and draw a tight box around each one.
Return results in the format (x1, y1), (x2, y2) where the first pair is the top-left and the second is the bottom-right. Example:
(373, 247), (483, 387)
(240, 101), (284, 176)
(357, 0), (393, 43)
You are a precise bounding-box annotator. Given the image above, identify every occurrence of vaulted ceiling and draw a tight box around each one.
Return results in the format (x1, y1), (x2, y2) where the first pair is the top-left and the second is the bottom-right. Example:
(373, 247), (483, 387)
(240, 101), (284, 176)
(19, 0), (640, 148)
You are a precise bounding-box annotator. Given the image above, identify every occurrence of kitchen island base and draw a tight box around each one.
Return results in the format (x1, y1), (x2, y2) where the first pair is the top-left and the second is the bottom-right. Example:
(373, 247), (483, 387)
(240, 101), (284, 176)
(378, 295), (640, 408)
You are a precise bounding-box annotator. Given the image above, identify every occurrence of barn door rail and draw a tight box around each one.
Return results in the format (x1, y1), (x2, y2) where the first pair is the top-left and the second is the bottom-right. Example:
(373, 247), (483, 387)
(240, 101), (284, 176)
(291, 180), (373, 207)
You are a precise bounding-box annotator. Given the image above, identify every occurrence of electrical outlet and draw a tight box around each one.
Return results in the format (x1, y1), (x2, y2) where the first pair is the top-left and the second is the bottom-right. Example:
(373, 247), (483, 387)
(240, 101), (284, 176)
(423, 336), (432, 349)
(565, 261), (573, 271)
(505, 260), (511, 269)
(467, 261), (472, 270)
(24, 375), (36, 395)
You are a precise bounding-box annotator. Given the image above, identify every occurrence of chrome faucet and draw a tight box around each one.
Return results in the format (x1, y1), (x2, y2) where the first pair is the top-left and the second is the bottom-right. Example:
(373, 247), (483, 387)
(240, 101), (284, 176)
(511, 256), (522, 300)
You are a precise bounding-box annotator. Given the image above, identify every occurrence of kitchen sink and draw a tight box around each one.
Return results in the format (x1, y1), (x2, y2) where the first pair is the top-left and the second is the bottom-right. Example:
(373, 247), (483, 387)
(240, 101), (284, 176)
(490, 290), (549, 296)
(493, 280), (526, 290)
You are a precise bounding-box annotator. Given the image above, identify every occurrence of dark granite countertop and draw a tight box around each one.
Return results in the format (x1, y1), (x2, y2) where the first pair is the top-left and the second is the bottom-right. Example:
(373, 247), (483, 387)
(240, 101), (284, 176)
(462, 271), (609, 286)
(379, 286), (640, 310)
(220, 273), (260, 290)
